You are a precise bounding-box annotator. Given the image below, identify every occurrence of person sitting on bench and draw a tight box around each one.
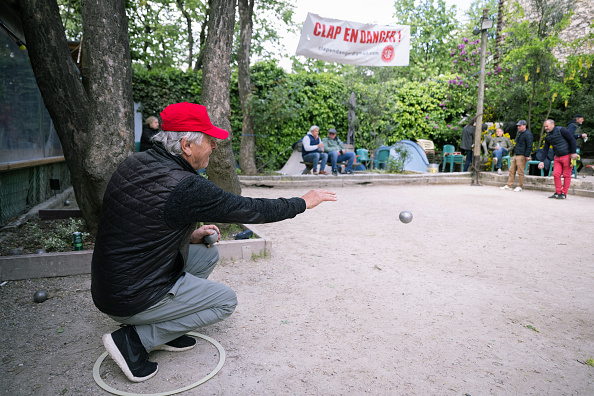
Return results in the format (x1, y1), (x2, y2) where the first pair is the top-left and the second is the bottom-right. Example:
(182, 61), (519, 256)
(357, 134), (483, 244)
(322, 128), (356, 176)
(302, 125), (328, 175)
(488, 127), (512, 174)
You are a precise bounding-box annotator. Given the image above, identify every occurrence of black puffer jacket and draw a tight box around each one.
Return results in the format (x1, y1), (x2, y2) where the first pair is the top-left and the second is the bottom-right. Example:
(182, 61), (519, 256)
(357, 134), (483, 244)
(514, 129), (533, 157)
(91, 143), (306, 316)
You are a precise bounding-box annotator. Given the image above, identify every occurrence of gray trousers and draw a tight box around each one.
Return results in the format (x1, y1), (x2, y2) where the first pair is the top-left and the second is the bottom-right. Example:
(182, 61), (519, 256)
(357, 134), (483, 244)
(109, 244), (238, 352)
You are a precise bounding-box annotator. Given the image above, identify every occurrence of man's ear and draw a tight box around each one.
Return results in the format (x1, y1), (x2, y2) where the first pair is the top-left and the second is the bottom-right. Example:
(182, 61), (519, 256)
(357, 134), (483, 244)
(180, 137), (192, 156)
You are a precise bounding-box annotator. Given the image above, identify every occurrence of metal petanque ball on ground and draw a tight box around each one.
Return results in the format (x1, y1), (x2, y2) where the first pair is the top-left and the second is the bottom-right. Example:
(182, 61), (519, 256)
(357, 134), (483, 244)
(33, 290), (49, 303)
(399, 210), (413, 224)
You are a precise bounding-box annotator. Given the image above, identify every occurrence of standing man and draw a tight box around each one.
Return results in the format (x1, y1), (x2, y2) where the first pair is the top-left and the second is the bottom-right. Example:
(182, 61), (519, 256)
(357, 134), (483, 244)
(488, 127), (513, 174)
(461, 116), (476, 172)
(500, 120), (533, 192)
(567, 113), (587, 141)
(322, 128), (356, 176)
(538, 119), (578, 199)
(92, 102), (337, 382)
(567, 114), (587, 173)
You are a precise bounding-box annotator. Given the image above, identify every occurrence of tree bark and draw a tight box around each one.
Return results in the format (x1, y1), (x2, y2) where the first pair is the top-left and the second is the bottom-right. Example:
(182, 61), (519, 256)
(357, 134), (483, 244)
(237, 0), (257, 175)
(19, 0), (134, 233)
(201, 0), (241, 194)
(175, 0), (194, 69)
(193, 8), (209, 71)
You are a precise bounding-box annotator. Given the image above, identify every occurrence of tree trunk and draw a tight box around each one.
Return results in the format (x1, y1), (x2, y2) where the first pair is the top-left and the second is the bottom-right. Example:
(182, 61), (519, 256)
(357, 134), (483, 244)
(237, 0), (257, 175)
(176, 0), (194, 69)
(528, 77), (536, 132)
(201, 0), (241, 195)
(539, 93), (554, 147)
(19, 0), (134, 233)
(347, 92), (356, 145)
(193, 9), (209, 71)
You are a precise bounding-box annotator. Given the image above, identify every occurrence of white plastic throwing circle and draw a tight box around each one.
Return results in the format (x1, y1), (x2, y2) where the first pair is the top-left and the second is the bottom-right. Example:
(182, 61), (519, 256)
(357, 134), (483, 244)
(93, 332), (226, 396)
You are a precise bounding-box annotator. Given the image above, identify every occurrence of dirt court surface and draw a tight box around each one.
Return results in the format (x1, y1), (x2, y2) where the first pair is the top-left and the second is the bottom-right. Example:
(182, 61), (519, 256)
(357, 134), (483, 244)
(1, 184), (593, 395)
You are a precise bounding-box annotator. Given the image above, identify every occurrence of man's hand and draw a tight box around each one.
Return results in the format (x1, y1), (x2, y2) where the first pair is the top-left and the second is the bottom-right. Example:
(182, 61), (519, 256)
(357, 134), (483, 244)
(525, 157), (531, 161)
(571, 153), (579, 160)
(301, 189), (337, 209)
(538, 161), (544, 169)
(581, 133), (587, 139)
(190, 225), (220, 245)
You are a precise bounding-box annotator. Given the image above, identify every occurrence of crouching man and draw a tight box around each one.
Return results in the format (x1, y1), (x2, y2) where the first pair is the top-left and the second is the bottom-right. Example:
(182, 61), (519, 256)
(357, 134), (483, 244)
(91, 102), (337, 382)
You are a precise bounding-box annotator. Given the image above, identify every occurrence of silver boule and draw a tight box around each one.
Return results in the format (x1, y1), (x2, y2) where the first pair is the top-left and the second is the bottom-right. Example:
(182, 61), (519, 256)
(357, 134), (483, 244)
(399, 210), (413, 224)
(204, 230), (219, 245)
(33, 290), (48, 303)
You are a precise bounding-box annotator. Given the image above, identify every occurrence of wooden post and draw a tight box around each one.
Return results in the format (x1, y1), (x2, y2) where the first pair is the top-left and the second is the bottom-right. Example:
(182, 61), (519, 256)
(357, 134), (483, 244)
(472, 8), (489, 186)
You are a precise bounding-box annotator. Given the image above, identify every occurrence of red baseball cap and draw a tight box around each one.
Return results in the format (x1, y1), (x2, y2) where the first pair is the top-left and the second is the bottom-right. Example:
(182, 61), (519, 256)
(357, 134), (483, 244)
(160, 102), (229, 139)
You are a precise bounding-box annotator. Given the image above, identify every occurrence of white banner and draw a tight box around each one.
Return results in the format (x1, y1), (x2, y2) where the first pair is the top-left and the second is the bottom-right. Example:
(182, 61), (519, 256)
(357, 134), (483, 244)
(295, 13), (410, 67)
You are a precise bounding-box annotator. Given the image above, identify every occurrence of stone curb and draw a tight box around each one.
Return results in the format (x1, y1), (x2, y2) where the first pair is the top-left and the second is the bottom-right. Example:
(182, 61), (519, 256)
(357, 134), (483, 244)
(240, 171), (594, 197)
(0, 225), (270, 281)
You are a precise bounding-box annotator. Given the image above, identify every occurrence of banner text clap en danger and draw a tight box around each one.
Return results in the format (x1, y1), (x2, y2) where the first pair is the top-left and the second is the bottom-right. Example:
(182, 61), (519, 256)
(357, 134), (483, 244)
(295, 13), (410, 67)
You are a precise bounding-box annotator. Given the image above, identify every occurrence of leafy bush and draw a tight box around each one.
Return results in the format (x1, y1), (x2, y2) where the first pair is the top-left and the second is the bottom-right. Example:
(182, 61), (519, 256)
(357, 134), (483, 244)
(385, 145), (411, 173)
(26, 219), (89, 252)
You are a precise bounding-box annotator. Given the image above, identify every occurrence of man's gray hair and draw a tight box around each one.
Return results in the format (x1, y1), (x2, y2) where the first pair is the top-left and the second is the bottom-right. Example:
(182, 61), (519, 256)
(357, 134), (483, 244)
(309, 125), (319, 133)
(151, 131), (204, 155)
(545, 119), (555, 125)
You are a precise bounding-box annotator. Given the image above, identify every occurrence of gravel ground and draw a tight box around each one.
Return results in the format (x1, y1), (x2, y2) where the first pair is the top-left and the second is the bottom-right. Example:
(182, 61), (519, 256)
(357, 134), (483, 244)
(1, 184), (593, 396)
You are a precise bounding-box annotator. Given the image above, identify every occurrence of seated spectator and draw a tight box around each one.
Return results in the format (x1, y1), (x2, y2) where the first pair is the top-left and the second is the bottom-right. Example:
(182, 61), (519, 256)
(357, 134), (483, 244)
(322, 128), (356, 176)
(140, 116), (161, 151)
(488, 127), (513, 174)
(534, 148), (554, 174)
(302, 125), (329, 175)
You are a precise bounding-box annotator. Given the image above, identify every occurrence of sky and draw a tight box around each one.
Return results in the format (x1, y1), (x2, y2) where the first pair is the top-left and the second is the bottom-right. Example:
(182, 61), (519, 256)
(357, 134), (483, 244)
(274, 0), (476, 70)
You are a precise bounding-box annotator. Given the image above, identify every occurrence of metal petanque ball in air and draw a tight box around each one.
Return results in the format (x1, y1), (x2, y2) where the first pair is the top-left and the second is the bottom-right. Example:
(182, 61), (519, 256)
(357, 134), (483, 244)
(33, 290), (48, 303)
(204, 230), (219, 245)
(399, 210), (413, 224)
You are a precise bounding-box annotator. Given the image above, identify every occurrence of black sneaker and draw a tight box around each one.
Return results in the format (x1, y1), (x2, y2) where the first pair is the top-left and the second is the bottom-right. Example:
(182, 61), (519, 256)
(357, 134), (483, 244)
(556, 193), (566, 199)
(154, 335), (197, 352)
(548, 193), (560, 199)
(345, 170), (354, 174)
(102, 326), (158, 382)
(332, 169), (338, 176)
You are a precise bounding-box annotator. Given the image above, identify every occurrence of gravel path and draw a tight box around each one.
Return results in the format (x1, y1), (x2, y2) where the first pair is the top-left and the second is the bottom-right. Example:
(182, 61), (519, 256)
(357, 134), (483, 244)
(1, 184), (593, 395)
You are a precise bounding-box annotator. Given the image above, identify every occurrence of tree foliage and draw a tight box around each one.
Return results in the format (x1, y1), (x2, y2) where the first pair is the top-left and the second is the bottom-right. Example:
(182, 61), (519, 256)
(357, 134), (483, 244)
(392, 0), (460, 79)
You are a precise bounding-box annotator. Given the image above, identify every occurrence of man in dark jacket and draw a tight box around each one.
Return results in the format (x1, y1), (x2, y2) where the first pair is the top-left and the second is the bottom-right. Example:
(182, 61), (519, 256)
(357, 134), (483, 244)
(538, 119), (578, 199)
(500, 120), (533, 192)
(460, 116), (476, 172)
(92, 102), (337, 382)
(567, 114), (587, 173)
(567, 114), (586, 142)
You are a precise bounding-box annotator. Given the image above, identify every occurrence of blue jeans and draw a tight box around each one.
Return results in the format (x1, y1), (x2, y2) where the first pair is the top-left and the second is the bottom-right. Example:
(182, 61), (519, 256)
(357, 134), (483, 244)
(328, 151), (356, 171)
(493, 148), (508, 170)
(463, 149), (472, 172)
(303, 152), (329, 172)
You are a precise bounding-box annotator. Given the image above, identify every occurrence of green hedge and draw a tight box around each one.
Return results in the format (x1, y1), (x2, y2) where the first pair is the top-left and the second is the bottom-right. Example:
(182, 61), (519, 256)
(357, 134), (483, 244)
(132, 62), (471, 171)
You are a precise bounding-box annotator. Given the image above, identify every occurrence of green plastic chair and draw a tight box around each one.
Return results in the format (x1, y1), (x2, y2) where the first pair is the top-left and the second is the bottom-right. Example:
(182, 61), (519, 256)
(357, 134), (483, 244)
(490, 153), (511, 172)
(442, 145), (464, 172)
(524, 160), (544, 176)
(373, 148), (390, 170)
(356, 148), (370, 167)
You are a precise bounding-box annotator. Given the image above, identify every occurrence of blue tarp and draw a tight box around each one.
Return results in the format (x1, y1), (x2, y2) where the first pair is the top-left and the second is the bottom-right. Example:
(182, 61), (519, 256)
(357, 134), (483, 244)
(375, 140), (429, 173)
